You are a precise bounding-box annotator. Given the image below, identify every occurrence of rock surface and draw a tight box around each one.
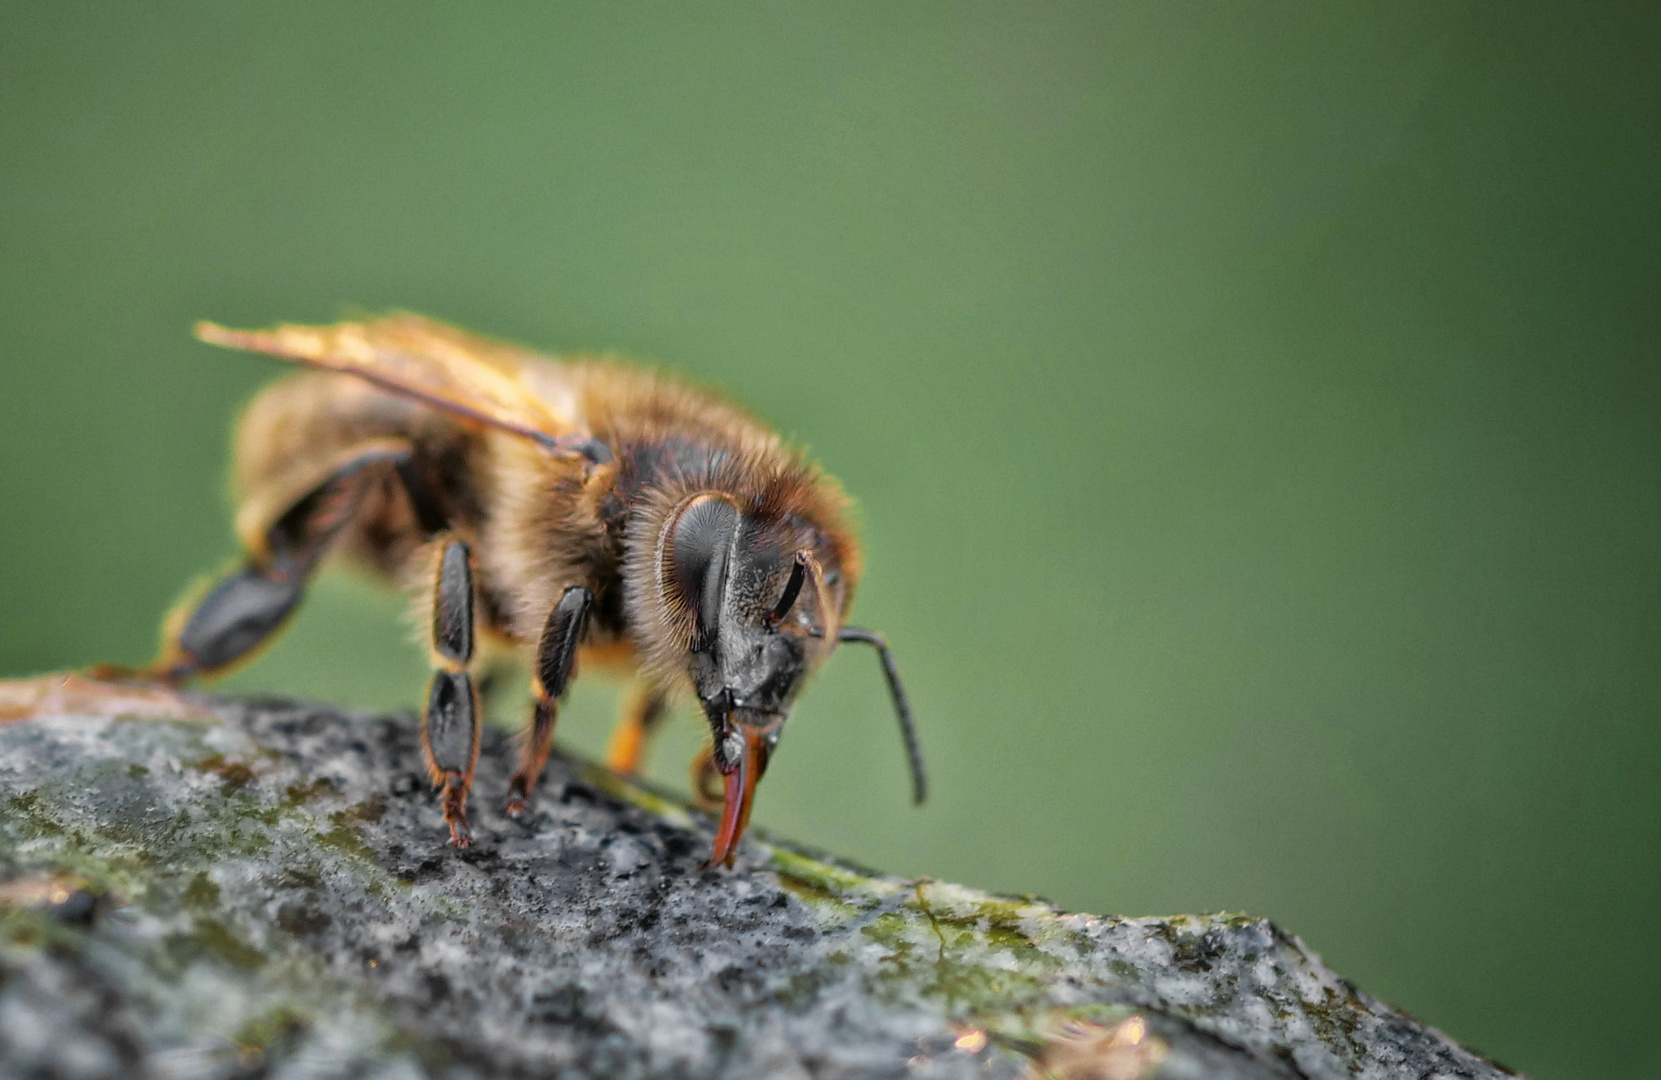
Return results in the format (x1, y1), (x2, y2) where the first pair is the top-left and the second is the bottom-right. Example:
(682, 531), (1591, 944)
(0, 697), (1516, 1080)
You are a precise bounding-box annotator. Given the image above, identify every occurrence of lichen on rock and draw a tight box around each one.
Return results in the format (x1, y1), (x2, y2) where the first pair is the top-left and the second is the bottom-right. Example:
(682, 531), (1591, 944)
(0, 696), (1516, 1079)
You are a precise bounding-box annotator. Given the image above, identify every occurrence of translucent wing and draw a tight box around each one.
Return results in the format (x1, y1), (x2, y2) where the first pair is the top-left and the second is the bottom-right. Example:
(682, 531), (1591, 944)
(195, 314), (586, 451)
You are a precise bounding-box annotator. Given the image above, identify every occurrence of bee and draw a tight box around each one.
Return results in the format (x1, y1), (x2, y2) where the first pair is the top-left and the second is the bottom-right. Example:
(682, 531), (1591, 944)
(109, 314), (923, 867)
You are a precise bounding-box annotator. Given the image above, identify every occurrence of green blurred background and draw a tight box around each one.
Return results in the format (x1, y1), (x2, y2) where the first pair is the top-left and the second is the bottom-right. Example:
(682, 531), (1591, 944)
(2, 5), (1656, 1076)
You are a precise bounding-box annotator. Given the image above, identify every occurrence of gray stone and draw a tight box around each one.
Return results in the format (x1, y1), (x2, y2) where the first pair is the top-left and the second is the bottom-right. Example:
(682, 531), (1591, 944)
(0, 698), (1517, 1079)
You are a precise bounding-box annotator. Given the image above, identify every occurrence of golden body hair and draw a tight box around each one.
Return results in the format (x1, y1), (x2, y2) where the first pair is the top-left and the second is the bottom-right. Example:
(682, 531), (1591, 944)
(230, 349), (857, 691)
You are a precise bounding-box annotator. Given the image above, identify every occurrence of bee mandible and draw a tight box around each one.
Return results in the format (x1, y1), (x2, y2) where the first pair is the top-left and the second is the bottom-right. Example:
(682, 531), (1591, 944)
(117, 314), (924, 866)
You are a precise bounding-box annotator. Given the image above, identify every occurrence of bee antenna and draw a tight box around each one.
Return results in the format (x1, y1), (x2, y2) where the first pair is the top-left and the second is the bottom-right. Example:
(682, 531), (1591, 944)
(765, 551), (809, 626)
(811, 625), (926, 805)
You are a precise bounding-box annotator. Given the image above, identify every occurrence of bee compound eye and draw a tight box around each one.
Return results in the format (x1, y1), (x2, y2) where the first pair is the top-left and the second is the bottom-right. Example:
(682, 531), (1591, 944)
(669, 496), (739, 640)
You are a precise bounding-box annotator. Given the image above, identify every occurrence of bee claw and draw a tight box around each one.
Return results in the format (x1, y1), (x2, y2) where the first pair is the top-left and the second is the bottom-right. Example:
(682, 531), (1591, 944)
(439, 780), (473, 847)
(503, 794), (529, 819)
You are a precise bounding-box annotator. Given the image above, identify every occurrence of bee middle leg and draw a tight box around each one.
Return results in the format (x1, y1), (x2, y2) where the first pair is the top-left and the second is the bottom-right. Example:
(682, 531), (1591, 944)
(505, 585), (593, 818)
(604, 682), (669, 778)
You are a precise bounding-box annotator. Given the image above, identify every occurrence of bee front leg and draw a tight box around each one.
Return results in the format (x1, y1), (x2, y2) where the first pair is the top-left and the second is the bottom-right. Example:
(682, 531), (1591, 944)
(421, 539), (482, 847)
(687, 742), (725, 813)
(505, 585), (592, 818)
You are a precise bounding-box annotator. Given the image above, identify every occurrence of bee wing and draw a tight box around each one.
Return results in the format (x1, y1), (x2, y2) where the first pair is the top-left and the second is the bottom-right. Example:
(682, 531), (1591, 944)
(195, 314), (584, 451)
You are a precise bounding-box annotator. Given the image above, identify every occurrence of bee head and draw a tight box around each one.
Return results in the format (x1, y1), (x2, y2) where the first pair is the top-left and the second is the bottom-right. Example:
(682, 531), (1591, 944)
(664, 494), (845, 726)
(656, 492), (848, 865)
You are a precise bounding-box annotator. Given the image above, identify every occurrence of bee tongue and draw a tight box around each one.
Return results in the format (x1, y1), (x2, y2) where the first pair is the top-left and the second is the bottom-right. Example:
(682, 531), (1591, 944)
(707, 719), (777, 868)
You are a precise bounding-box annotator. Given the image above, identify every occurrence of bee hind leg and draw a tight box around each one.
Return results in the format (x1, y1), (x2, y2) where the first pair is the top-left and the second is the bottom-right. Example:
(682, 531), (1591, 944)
(505, 585), (593, 818)
(152, 568), (306, 683)
(129, 442), (411, 684)
(421, 539), (483, 847)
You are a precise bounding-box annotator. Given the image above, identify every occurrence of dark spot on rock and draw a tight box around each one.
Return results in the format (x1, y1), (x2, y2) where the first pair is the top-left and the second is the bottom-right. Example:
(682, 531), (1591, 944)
(628, 905), (662, 934)
(192, 753), (257, 794)
(232, 1004), (308, 1067)
(410, 856), (448, 882)
(7, 791), (65, 838)
(277, 867), (322, 890)
(706, 1023), (739, 1057)
(281, 778), (337, 807)
(168, 917), (267, 972)
(182, 872), (220, 909)
(318, 812), (375, 860)
(1171, 930), (1223, 973)
(346, 793), (385, 822)
(714, 964), (763, 997)
(276, 901), (332, 937)
(529, 984), (614, 1036)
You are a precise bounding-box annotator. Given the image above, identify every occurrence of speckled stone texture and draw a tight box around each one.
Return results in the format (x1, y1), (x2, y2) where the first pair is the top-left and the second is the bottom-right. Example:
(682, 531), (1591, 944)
(0, 699), (1516, 1080)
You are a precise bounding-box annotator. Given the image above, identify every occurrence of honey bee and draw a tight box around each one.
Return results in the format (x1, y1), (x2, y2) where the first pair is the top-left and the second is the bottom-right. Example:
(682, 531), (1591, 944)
(109, 314), (923, 867)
